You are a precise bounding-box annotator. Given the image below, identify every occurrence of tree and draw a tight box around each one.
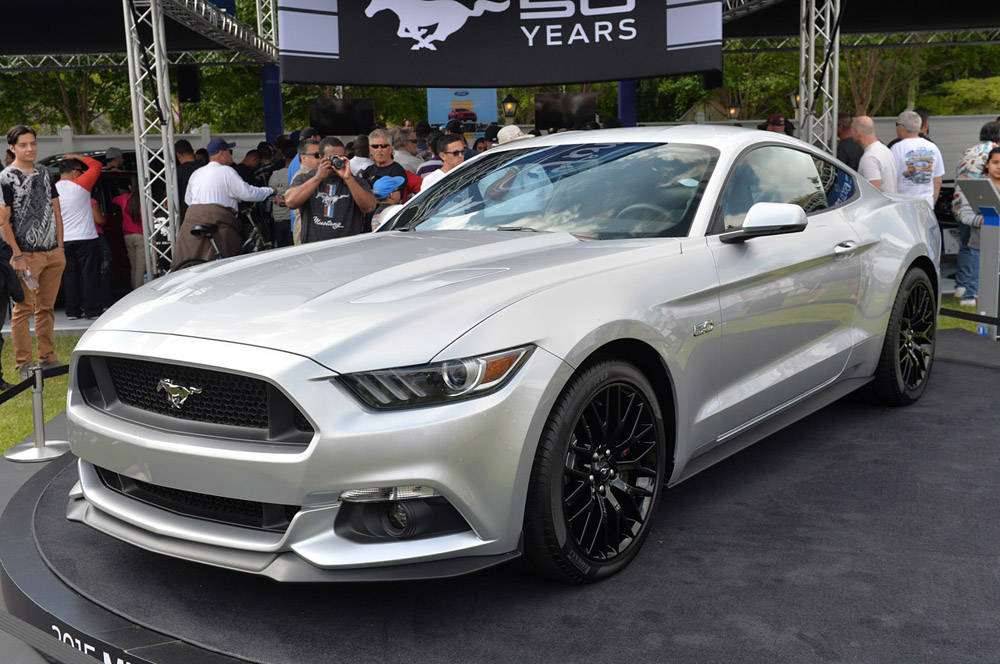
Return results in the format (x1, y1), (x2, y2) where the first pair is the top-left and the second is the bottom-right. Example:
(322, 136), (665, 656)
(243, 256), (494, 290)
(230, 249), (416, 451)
(0, 70), (130, 134)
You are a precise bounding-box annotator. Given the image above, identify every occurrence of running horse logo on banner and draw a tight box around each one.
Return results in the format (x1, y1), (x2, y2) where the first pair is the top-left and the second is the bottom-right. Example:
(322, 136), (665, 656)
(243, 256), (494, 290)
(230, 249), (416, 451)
(365, 0), (511, 50)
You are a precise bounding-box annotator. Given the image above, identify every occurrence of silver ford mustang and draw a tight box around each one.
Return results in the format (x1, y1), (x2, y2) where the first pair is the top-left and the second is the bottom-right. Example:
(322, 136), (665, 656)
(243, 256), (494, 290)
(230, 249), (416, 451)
(66, 126), (940, 584)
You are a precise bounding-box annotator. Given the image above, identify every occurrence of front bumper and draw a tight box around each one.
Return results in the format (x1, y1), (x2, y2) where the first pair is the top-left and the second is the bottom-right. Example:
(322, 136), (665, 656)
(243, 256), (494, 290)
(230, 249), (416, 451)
(66, 331), (570, 580)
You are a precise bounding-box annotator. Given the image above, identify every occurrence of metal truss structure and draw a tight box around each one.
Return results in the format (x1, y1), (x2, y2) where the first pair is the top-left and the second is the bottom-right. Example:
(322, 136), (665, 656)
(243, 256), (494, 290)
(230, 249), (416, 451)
(0, 51), (265, 73)
(725, 28), (1000, 53)
(123, 0), (179, 278)
(121, 0), (276, 276)
(797, 0), (840, 153)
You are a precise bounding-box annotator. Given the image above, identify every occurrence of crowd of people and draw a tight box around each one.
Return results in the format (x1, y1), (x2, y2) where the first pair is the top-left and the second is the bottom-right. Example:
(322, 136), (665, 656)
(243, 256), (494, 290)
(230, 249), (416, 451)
(838, 107), (992, 308)
(172, 119), (547, 264)
(0, 109), (993, 388)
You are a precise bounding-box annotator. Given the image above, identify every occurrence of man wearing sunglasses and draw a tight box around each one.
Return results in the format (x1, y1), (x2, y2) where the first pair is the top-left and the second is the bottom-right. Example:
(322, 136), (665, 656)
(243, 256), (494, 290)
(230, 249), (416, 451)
(359, 129), (408, 231)
(393, 130), (423, 175)
(419, 134), (466, 190)
(284, 137), (376, 243)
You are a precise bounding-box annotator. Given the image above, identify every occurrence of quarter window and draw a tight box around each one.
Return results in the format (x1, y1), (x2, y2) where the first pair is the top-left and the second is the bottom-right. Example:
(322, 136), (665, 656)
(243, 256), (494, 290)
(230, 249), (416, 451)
(719, 146), (829, 230)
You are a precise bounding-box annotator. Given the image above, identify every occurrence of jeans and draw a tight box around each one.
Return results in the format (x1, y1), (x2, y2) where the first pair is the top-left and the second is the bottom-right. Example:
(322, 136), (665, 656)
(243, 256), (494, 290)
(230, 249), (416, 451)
(955, 225), (979, 298)
(63, 238), (103, 318)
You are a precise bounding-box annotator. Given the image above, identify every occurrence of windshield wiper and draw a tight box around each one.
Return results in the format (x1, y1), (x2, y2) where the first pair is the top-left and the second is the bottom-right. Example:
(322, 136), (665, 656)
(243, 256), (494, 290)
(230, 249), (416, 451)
(497, 226), (546, 232)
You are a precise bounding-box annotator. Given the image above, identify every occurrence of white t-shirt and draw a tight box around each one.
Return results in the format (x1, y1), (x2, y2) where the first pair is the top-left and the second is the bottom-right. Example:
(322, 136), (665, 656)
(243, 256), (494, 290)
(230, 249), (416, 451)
(420, 167), (449, 190)
(55, 179), (98, 242)
(858, 141), (898, 194)
(890, 137), (945, 207)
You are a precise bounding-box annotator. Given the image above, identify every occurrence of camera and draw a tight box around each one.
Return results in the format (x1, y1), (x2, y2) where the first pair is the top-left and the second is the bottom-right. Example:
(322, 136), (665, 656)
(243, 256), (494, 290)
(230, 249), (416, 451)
(329, 156), (346, 170)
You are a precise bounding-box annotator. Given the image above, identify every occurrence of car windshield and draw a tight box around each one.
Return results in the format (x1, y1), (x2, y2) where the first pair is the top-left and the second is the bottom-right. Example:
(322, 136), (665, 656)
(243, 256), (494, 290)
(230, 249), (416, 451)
(386, 142), (718, 239)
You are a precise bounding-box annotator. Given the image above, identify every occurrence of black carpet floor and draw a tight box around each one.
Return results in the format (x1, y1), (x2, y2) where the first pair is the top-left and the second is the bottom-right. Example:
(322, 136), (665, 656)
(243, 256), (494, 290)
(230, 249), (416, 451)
(31, 341), (1000, 664)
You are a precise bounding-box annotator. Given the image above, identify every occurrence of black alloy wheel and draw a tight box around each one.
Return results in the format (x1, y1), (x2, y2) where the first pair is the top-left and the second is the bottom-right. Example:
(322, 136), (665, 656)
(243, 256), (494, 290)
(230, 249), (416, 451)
(867, 266), (936, 406)
(897, 276), (936, 391)
(523, 360), (666, 584)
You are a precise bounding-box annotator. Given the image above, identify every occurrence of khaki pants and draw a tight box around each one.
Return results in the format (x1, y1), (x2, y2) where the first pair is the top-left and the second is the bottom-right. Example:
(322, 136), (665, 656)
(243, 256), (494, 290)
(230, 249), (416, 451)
(123, 233), (146, 290)
(12, 248), (66, 369)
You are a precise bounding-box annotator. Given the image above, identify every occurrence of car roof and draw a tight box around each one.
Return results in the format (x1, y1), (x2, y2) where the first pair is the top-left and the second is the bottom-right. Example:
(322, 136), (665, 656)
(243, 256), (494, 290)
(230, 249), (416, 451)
(491, 124), (827, 159)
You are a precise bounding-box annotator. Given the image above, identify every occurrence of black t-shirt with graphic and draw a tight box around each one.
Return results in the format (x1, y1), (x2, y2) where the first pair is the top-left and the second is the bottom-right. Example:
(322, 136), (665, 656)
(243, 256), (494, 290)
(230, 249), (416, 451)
(360, 162), (407, 232)
(0, 165), (59, 252)
(290, 169), (372, 243)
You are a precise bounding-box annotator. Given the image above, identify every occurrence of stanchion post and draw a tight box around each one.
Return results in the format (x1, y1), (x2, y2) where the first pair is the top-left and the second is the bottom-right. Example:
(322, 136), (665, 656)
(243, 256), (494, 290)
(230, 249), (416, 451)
(3, 366), (71, 463)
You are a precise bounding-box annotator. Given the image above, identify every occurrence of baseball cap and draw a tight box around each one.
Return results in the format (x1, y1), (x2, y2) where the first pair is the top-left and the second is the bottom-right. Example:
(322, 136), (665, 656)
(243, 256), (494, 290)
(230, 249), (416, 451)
(105, 147), (123, 159)
(373, 175), (405, 200)
(206, 137), (237, 156)
(766, 113), (786, 127)
(497, 125), (531, 145)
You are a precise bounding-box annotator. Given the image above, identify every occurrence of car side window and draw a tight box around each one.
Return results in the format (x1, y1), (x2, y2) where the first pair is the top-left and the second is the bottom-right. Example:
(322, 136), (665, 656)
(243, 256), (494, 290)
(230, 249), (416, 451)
(814, 155), (857, 208)
(718, 146), (828, 230)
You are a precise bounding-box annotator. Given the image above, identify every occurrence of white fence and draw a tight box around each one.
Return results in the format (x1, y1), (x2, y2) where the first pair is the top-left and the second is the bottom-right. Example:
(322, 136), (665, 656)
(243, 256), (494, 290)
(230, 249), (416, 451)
(36, 125), (267, 161)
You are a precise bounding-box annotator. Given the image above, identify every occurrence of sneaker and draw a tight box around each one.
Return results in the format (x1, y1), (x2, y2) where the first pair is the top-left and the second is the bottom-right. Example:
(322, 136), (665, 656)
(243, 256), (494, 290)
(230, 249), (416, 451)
(959, 298), (978, 308)
(66, 313), (82, 320)
(953, 286), (966, 299)
(16, 363), (38, 380)
(39, 360), (65, 371)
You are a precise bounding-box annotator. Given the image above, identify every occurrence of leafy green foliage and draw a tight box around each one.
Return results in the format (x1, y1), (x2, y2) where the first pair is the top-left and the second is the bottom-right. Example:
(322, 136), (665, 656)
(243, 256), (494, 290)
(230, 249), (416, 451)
(918, 77), (1000, 116)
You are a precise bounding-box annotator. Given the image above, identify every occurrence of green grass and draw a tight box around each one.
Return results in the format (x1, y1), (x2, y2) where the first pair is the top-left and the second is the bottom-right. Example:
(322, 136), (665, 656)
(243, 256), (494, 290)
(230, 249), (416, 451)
(1, 334), (82, 453)
(939, 295), (985, 334)
(0, 296), (982, 454)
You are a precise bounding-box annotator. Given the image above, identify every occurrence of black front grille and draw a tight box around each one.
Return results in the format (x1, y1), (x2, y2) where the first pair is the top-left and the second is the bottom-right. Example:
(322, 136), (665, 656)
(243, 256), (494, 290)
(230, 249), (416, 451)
(77, 355), (314, 445)
(96, 466), (300, 532)
(106, 357), (270, 428)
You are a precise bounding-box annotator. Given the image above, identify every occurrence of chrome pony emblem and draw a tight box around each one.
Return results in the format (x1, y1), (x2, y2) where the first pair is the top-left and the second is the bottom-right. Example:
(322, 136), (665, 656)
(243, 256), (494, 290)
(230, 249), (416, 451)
(157, 378), (203, 409)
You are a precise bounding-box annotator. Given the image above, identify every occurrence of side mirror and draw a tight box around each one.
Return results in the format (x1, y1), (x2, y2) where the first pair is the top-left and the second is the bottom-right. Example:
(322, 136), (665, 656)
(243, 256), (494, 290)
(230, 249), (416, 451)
(372, 204), (404, 232)
(720, 202), (808, 244)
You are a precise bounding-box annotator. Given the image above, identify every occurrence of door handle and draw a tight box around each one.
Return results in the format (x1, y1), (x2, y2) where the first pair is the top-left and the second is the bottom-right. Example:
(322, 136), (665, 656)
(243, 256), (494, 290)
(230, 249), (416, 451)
(833, 241), (857, 259)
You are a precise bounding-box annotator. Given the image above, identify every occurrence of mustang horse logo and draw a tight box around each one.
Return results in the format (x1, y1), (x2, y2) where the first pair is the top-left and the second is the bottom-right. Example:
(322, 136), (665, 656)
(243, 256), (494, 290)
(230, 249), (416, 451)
(157, 378), (203, 410)
(365, 0), (511, 51)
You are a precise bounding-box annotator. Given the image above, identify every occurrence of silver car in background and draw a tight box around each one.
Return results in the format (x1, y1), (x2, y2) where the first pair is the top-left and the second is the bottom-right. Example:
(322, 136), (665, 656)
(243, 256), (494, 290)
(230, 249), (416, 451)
(66, 126), (939, 584)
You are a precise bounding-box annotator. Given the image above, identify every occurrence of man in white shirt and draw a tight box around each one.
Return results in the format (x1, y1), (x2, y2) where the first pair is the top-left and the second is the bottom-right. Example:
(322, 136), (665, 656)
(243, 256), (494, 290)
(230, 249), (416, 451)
(55, 154), (104, 319)
(851, 116), (898, 194)
(890, 110), (944, 208)
(173, 137), (275, 267)
(421, 135), (466, 190)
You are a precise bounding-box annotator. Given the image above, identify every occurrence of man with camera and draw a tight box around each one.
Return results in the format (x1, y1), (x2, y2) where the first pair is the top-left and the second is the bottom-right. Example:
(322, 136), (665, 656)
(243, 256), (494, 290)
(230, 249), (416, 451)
(284, 137), (376, 243)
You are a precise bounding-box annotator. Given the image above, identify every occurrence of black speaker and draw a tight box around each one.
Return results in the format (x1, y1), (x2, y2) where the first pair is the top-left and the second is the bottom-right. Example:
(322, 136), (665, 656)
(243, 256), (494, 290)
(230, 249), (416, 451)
(177, 66), (200, 104)
(702, 69), (723, 90)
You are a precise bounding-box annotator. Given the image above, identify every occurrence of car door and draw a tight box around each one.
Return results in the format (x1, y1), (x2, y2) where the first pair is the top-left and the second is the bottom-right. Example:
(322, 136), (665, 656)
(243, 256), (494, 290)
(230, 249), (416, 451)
(707, 145), (863, 440)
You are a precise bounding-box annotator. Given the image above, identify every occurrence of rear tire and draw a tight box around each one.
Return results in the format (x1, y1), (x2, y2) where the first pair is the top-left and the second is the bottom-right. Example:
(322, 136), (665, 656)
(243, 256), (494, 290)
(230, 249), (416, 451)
(522, 359), (666, 584)
(865, 266), (936, 406)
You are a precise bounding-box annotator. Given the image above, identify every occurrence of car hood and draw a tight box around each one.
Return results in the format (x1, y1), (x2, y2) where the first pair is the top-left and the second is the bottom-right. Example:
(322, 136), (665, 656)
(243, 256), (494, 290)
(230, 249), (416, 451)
(92, 231), (680, 373)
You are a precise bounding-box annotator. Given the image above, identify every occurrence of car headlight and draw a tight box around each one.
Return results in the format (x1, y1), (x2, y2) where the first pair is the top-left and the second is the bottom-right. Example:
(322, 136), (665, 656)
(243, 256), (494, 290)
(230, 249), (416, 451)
(338, 345), (533, 410)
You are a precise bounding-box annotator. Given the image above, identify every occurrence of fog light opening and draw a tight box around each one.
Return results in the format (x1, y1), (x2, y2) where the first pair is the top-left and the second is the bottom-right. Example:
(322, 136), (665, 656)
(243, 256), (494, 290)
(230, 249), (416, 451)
(379, 500), (434, 539)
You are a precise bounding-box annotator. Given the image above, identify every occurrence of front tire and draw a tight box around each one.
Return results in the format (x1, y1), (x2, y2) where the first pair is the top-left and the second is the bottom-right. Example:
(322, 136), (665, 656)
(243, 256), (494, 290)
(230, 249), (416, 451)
(866, 266), (936, 405)
(522, 359), (666, 584)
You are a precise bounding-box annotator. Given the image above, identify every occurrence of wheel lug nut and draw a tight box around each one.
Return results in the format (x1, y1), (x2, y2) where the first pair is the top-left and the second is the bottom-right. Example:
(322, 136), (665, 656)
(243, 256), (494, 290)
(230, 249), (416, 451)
(593, 452), (599, 460)
(598, 485), (605, 493)
(589, 475), (595, 482)
(605, 449), (611, 456)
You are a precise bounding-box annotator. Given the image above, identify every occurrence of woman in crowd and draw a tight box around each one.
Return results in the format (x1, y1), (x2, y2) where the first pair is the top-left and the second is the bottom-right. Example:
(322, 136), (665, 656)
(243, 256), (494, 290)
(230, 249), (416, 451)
(112, 177), (146, 290)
